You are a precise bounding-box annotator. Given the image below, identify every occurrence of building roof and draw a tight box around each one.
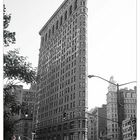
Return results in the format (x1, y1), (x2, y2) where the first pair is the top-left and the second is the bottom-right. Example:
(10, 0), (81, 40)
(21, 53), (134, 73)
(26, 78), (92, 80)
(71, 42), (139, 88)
(39, 0), (69, 35)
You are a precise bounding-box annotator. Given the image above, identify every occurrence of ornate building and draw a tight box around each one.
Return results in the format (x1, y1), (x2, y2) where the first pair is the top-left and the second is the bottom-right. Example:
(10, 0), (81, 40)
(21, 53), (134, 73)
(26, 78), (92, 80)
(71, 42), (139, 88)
(106, 77), (137, 140)
(34, 0), (88, 139)
(106, 76), (118, 140)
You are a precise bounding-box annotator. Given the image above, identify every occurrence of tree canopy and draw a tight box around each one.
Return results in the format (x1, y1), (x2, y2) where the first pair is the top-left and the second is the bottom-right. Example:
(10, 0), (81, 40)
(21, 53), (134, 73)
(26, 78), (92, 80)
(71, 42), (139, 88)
(3, 5), (37, 140)
(4, 49), (36, 84)
(3, 4), (16, 47)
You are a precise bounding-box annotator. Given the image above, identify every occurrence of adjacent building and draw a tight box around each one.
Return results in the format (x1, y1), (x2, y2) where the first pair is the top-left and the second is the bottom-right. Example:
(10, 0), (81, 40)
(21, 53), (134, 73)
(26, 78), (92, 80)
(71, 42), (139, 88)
(87, 110), (94, 140)
(119, 87), (137, 119)
(87, 105), (107, 140)
(106, 76), (137, 140)
(34, 0), (88, 139)
(13, 85), (36, 140)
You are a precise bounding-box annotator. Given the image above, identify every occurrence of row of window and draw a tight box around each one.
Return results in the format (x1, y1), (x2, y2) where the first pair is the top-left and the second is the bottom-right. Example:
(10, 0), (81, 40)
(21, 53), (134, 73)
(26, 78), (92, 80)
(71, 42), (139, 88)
(108, 92), (136, 98)
(42, 0), (78, 42)
(39, 84), (76, 105)
(125, 109), (136, 113)
(41, 20), (78, 55)
(40, 16), (86, 72)
(39, 29), (86, 80)
(40, 70), (85, 98)
(122, 127), (131, 133)
(123, 133), (132, 139)
(37, 120), (86, 133)
(125, 114), (136, 119)
(124, 104), (136, 108)
(40, 39), (78, 79)
(40, 68), (85, 94)
(40, 48), (77, 78)
(41, 78), (86, 100)
(107, 98), (136, 104)
(44, 35), (78, 64)
(38, 97), (86, 119)
(122, 92), (136, 98)
(38, 90), (85, 109)
(124, 99), (136, 103)
(40, 14), (86, 61)
(38, 109), (76, 123)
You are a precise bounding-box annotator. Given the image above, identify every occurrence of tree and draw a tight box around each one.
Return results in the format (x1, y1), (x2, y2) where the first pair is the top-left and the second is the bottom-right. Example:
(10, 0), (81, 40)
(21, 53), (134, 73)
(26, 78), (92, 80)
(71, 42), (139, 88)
(3, 4), (16, 47)
(4, 49), (36, 84)
(3, 5), (36, 140)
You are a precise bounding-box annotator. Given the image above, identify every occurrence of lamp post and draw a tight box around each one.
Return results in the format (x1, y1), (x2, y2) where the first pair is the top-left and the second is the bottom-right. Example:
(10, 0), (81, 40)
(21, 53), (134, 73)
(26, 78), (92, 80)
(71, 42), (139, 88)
(31, 131), (36, 140)
(88, 74), (136, 140)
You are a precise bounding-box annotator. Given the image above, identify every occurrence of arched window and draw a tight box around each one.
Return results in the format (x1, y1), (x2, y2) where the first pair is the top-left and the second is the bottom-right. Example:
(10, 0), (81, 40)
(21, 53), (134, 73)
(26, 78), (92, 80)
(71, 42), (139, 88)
(52, 25), (54, 34)
(49, 29), (51, 38)
(81, 1), (85, 6)
(69, 5), (72, 15)
(60, 16), (63, 26)
(45, 33), (47, 41)
(65, 11), (67, 20)
(41, 36), (44, 46)
(56, 20), (59, 30)
(74, 0), (77, 10)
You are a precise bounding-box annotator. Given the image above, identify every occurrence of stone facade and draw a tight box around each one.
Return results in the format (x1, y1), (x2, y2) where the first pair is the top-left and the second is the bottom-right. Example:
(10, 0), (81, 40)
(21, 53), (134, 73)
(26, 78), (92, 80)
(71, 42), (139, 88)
(35, 0), (88, 139)
(106, 77), (137, 140)
(122, 117), (136, 140)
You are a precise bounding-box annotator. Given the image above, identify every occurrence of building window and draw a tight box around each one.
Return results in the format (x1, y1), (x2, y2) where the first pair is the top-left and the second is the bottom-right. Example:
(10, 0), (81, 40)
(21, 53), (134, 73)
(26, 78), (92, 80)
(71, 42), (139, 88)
(60, 16), (63, 26)
(52, 25), (54, 34)
(69, 5), (72, 15)
(82, 120), (85, 128)
(56, 20), (59, 30)
(70, 121), (75, 129)
(74, 0), (78, 10)
(81, 1), (85, 6)
(49, 29), (51, 38)
(45, 33), (47, 41)
(65, 11), (67, 20)
(41, 36), (44, 46)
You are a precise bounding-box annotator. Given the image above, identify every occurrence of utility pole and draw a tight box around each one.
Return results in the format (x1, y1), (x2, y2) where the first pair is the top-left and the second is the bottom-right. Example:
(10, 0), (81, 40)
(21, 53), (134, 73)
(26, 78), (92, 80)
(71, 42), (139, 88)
(88, 74), (136, 140)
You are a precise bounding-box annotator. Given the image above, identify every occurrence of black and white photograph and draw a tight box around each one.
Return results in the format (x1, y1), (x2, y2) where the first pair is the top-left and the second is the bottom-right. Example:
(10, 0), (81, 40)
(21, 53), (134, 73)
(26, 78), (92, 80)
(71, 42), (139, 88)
(3, 0), (138, 140)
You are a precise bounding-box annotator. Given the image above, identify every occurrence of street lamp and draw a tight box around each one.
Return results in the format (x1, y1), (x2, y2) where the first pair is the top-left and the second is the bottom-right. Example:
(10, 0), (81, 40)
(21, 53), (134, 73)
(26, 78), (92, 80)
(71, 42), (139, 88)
(88, 75), (136, 87)
(25, 112), (28, 118)
(31, 131), (36, 140)
(88, 74), (136, 140)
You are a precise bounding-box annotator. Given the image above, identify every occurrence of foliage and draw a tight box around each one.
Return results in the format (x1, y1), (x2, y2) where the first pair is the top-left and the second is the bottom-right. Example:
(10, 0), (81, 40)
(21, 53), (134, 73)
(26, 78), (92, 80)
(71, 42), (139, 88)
(4, 84), (21, 140)
(3, 5), (36, 140)
(4, 49), (36, 84)
(3, 4), (16, 47)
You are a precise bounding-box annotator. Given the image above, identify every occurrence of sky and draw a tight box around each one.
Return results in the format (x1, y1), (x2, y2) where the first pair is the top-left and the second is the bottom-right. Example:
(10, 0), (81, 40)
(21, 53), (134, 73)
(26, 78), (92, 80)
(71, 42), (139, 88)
(3, 0), (137, 110)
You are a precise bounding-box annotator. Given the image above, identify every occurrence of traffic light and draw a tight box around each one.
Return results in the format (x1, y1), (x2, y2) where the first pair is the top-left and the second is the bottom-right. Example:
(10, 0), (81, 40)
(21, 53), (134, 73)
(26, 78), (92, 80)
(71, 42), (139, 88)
(63, 112), (67, 120)
(132, 119), (136, 124)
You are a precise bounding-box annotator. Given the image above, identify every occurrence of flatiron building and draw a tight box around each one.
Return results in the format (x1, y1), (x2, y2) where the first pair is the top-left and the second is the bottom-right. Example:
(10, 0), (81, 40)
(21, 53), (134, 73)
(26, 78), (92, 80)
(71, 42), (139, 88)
(34, 0), (88, 139)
